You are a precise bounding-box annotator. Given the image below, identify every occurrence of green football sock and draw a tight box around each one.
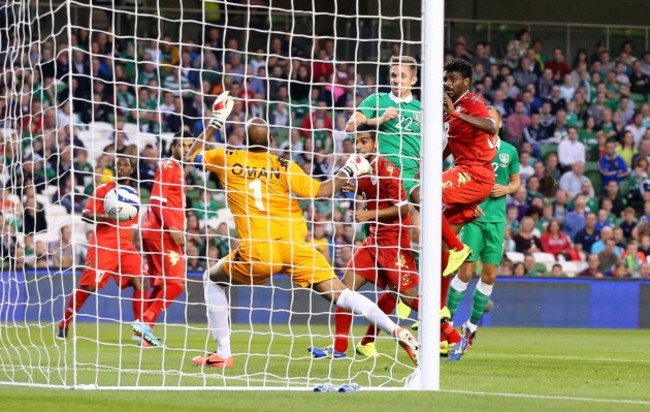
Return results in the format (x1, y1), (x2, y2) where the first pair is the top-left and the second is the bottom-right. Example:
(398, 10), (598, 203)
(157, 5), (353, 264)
(469, 287), (491, 325)
(446, 283), (466, 317)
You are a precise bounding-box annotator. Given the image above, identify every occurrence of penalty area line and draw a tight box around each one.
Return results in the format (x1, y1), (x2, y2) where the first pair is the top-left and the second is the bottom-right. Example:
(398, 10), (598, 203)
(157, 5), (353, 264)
(443, 389), (650, 406)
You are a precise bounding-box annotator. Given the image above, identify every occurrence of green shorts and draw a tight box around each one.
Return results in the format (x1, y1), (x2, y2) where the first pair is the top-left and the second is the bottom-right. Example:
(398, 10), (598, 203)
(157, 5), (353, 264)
(460, 221), (505, 266)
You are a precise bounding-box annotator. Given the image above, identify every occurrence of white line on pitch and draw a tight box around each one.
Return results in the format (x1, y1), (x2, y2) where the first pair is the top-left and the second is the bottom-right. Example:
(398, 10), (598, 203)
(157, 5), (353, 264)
(471, 352), (650, 364)
(443, 389), (650, 406)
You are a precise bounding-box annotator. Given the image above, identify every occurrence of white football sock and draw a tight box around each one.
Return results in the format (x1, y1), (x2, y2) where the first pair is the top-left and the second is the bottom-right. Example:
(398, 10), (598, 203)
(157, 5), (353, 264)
(466, 320), (478, 333)
(336, 288), (398, 335)
(476, 279), (494, 296)
(450, 275), (469, 292)
(203, 271), (231, 357)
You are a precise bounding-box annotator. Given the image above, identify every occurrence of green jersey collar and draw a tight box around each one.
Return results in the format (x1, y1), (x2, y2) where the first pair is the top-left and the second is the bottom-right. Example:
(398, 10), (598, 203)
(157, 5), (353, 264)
(389, 92), (414, 104)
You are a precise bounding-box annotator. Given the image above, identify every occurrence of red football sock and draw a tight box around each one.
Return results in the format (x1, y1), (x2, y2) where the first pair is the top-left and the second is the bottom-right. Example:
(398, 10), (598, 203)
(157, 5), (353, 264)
(60, 289), (91, 329)
(333, 308), (353, 353)
(142, 283), (184, 325)
(132, 288), (146, 322)
(361, 292), (397, 346)
(441, 275), (451, 309)
(144, 285), (162, 313)
(442, 214), (463, 250)
(442, 320), (461, 344)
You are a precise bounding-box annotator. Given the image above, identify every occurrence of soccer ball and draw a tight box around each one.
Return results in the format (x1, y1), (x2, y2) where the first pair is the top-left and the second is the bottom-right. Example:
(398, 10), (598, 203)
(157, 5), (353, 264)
(103, 185), (140, 221)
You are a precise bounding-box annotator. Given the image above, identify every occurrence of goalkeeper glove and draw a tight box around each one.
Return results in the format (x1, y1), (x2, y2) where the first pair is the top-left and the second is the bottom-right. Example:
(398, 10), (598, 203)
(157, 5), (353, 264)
(209, 91), (234, 130)
(340, 154), (372, 178)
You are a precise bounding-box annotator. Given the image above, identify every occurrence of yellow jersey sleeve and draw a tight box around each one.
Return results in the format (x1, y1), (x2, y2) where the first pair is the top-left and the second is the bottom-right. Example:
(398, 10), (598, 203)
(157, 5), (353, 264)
(191, 147), (226, 169)
(285, 161), (321, 198)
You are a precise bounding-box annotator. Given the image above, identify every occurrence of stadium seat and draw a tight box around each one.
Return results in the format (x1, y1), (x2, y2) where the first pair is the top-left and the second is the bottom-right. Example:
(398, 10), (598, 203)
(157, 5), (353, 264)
(540, 144), (558, 159)
(560, 261), (588, 277)
(532, 252), (557, 272)
(505, 251), (525, 263)
(122, 122), (140, 133)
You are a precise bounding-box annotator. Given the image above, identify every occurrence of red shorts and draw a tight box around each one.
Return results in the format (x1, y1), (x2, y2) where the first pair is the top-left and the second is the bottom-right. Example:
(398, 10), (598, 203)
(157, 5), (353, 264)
(442, 167), (493, 225)
(347, 237), (419, 292)
(79, 245), (143, 289)
(141, 228), (186, 286)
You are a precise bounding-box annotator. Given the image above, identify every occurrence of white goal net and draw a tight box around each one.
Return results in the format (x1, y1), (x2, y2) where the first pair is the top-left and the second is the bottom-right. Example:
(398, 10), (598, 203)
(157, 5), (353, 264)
(0, 0), (435, 389)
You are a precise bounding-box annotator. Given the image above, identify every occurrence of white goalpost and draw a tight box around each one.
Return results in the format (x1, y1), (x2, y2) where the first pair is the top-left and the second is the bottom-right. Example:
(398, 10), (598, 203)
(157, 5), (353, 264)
(0, 0), (441, 390)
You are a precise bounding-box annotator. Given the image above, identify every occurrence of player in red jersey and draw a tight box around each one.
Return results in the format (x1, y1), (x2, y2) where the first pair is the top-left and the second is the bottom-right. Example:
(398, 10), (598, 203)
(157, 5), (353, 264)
(131, 132), (194, 345)
(57, 156), (145, 340)
(308, 127), (420, 359)
(439, 58), (498, 359)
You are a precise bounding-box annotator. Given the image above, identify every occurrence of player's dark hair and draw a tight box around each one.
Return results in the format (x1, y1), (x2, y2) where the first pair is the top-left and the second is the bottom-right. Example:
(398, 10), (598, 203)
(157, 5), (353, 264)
(354, 125), (377, 141)
(171, 130), (194, 148)
(444, 58), (473, 79)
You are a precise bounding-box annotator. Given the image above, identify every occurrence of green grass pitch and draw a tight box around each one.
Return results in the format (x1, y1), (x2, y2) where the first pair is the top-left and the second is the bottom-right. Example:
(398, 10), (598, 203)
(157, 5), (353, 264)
(0, 324), (649, 411)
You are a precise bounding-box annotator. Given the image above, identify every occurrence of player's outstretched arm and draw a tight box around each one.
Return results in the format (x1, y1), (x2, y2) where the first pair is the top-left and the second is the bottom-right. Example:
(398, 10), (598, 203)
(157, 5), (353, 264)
(187, 91), (233, 162)
(315, 154), (372, 198)
(443, 94), (497, 136)
(345, 109), (398, 133)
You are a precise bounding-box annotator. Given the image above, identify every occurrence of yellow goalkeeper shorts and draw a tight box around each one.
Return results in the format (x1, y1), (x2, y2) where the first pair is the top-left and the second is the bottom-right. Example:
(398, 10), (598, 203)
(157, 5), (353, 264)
(224, 240), (336, 288)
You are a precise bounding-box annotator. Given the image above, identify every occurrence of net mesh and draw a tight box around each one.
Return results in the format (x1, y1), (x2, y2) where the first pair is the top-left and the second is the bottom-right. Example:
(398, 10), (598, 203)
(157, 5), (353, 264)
(0, 0), (423, 389)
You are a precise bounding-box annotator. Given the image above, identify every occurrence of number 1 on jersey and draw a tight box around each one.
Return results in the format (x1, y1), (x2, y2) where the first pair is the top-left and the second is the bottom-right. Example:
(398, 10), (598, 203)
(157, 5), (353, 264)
(248, 179), (265, 211)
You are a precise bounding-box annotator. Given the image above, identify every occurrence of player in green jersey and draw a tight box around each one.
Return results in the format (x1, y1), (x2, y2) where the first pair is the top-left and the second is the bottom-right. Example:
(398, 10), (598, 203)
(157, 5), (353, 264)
(446, 106), (521, 347)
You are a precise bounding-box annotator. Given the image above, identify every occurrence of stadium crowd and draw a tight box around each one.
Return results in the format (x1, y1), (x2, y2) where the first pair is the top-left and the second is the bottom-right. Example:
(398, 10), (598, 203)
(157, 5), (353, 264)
(1, 20), (650, 279)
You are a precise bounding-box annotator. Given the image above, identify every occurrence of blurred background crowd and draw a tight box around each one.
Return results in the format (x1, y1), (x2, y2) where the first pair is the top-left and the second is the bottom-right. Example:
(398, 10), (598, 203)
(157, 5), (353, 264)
(1, 8), (650, 280)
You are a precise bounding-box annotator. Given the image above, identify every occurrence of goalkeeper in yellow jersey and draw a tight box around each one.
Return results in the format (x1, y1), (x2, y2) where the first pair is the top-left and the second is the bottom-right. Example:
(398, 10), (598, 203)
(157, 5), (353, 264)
(172, 92), (418, 369)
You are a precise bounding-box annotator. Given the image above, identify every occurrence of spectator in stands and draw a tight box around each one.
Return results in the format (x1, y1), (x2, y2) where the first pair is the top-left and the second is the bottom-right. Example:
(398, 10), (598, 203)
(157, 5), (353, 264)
(513, 262), (526, 277)
(625, 112), (647, 147)
(525, 176), (544, 204)
(552, 189), (569, 222)
(548, 108), (569, 143)
(523, 113), (546, 157)
(621, 239), (645, 277)
(540, 218), (577, 260)
(33, 240), (51, 269)
(508, 186), (529, 219)
(579, 254), (604, 277)
(532, 160), (556, 198)
(559, 162), (590, 197)
(186, 242), (205, 272)
(598, 238), (622, 275)
(544, 152), (562, 182)
(558, 126), (586, 170)
(512, 216), (542, 254)
(563, 194), (588, 238)
(49, 225), (73, 270)
(550, 263), (565, 277)
(22, 194), (47, 234)
(599, 140), (630, 187)
(617, 130), (638, 167)
(546, 48), (570, 80)
(574, 212), (599, 257)
(506, 100), (531, 148)
(600, 180), (625, 217)
(620, 207), (638, 239)
(523, 252), (546, 276)
(591, 226), (615, 254)
(609, 261), (630, 278)
(519, 151), (534, 183)
(595, 209), (613, 232)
